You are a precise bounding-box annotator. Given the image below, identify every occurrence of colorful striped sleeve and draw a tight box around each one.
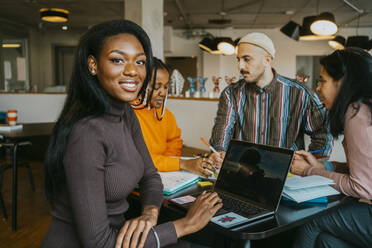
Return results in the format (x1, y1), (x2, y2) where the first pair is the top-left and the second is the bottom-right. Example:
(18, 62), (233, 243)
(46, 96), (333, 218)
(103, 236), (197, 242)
(210, 86), (236, 151)
(304, 92), (333, 156)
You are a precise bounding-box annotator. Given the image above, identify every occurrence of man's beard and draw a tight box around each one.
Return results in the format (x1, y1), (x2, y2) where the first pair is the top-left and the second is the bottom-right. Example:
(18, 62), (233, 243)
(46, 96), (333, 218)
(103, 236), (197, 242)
(240, 69), (264, 84)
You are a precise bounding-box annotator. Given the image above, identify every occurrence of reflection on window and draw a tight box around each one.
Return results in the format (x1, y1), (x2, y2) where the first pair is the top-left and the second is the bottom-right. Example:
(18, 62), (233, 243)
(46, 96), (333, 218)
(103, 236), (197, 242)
(0, 39), (30, 92)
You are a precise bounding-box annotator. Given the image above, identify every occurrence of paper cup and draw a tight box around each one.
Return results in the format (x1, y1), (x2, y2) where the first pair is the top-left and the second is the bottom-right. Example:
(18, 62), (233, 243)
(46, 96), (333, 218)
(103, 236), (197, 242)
(7, 110), (18, 126)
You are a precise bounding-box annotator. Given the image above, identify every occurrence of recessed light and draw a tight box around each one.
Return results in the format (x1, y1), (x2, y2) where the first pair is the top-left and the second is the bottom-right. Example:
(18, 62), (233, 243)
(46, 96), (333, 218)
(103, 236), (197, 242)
(2, 44), (21, 48)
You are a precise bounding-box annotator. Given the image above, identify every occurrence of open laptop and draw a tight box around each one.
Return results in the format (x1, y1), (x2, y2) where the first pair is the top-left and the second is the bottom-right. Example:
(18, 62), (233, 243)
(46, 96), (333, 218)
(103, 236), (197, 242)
(170, 140), (294, 228)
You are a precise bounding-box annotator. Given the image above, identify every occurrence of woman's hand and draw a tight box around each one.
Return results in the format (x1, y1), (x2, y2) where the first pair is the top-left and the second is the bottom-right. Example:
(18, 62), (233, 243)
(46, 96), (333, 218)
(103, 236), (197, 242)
(115, 206), (158, 248)
(290, 150), (325, 176)
(173, 191), (222, 238)
(180, 158), (217, 177)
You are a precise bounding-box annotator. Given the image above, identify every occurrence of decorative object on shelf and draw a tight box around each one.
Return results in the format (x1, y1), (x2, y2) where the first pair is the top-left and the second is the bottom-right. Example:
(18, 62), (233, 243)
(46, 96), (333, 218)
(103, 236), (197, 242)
(187, 77), (196, 93)
(193, 91), (200, 98)
(197, 77), (208, 98)
(170, 69), (184, 96)
(212, 76), (221, 94)
(198, 77), (207, 92)
(225, 76), (237, 85)
(295, 71), (310, 84)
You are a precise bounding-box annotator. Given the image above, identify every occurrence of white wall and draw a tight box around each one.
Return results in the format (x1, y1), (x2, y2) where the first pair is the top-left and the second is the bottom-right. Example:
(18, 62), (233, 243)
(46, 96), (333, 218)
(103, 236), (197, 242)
(0, 94), (66, 123)
(167, 99), (218, 148)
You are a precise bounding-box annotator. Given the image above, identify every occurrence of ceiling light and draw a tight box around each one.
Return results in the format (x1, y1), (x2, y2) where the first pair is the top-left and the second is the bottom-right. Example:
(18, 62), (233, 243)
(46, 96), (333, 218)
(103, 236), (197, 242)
(310, 12), (338, 36)
(40, 8), (69, 23)
(198, 37), (221, 54)
(300, 16), (334, 41)
(280, 21), (301, 41)
(2, 44), (21, 48)
(198, 37), (214, 53)
(345, 35), (369, 48)
(216, 37), (235, 55)
(328, 35), (346, 50)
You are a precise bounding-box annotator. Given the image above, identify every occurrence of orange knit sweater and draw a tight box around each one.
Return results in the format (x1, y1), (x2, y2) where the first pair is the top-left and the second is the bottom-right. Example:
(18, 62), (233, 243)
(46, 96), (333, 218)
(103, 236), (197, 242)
(134, 107), (183, 171)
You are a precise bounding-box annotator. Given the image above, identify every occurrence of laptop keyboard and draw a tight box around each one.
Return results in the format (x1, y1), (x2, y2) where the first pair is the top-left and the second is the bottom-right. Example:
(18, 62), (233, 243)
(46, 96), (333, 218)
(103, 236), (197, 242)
(217, 192), (264, 217)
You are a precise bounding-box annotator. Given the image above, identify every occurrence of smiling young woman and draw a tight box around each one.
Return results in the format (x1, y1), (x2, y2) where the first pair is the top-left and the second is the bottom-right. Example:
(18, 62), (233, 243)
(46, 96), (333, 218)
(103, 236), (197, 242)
(42, 20), (222, 248)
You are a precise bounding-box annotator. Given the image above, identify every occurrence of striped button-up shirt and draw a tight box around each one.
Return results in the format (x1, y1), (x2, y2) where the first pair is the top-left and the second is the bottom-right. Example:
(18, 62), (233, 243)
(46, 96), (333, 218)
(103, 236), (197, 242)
(210, 71), (332, 155)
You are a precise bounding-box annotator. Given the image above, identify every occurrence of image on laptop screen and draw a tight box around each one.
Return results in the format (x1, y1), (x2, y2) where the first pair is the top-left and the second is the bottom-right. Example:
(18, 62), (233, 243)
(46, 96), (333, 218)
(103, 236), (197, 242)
(215, 140), (293, 211)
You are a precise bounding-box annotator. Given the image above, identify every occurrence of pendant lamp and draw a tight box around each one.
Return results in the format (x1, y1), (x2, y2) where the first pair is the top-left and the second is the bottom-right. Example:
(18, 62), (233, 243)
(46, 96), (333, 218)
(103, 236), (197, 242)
(345, 36), (369, 48)
(300, 16), (334, 41)
(198, 37), (221, 54)
(310, 12), (338, 36)
(328, 35), (346, 50)
(40, 8), (69, 23)
(280, 21), (301, 41)
(216, 37), (235, 55)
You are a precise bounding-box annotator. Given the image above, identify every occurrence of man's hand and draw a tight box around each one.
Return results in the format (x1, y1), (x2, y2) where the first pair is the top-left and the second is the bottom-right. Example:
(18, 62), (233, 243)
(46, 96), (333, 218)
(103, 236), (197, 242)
(180, 156), (223, 177)
(208, 151), (225, 169)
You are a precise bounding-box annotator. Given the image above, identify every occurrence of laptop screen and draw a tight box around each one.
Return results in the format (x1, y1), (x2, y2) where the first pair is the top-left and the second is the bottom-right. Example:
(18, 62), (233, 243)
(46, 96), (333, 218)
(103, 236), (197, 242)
(214, 140), (294, 211)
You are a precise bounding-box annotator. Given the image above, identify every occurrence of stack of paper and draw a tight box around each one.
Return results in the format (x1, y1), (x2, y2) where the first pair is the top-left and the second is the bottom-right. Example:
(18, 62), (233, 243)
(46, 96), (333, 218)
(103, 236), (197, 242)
(283, 175), (339, 203)
(158, 170), (200, 195)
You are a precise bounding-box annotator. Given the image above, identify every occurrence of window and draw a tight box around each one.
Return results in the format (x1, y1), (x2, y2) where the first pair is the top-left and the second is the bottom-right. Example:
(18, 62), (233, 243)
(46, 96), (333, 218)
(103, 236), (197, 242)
(0, 39), (29, 92)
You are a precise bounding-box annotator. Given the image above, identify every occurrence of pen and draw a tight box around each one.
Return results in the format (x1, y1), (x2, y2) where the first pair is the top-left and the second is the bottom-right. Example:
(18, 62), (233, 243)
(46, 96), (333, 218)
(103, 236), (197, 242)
(200, 137), (220, 157)
(309, 149), (325, 154)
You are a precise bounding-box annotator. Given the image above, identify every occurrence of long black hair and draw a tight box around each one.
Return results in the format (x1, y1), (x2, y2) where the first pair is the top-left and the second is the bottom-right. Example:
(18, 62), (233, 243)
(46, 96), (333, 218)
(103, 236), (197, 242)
(320, 47), (372, 138)
(44, 19), (153, 202)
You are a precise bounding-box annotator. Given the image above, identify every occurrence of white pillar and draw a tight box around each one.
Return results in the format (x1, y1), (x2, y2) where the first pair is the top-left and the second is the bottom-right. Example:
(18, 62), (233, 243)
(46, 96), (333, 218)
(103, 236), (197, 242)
(124, 0), (164, 60)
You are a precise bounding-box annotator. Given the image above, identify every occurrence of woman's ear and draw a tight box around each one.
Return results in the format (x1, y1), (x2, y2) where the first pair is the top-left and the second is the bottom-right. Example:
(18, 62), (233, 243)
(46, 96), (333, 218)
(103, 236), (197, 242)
(88, 55), (97, 76)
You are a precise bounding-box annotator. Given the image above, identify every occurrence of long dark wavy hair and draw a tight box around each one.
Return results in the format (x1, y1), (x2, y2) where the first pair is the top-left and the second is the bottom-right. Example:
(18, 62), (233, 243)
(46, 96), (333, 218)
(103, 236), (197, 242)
(44, 19), (153, 202)
(320, 47), (372, 138)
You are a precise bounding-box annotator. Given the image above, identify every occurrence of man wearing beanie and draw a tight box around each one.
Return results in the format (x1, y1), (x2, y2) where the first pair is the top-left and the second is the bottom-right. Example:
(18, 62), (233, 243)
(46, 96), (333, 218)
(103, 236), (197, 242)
(209, 32), (332, 164)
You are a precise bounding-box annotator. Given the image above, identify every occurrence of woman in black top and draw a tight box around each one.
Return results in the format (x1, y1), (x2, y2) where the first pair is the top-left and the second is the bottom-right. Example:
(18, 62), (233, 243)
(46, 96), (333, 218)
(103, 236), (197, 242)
(42, 19), (222, 248)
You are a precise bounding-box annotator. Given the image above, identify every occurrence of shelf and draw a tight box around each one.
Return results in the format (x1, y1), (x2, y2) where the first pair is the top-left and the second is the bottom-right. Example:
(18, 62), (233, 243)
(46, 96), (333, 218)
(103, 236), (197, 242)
(168, 96), (219, 102)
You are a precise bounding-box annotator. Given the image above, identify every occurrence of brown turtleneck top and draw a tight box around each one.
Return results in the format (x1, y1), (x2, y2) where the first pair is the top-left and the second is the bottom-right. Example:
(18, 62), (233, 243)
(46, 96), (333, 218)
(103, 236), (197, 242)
(41, 101), (178, 248)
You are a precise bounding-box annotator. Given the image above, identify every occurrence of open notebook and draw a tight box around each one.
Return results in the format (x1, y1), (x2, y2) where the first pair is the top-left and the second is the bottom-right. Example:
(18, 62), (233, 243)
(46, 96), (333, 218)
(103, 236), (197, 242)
(158, 170), (200, 195)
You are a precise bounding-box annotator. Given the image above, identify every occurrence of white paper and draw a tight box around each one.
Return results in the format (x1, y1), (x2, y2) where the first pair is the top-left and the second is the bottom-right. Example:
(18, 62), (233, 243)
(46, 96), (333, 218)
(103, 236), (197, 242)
(16, 57), (26, 81)
(284, 175), (335, 190)
(4, 61), (11, 79)
(283, 185), (339, 203)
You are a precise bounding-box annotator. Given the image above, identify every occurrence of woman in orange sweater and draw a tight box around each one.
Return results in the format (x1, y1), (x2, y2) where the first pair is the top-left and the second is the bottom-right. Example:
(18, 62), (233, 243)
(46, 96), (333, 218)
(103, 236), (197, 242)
(134, 58), (216, 177)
